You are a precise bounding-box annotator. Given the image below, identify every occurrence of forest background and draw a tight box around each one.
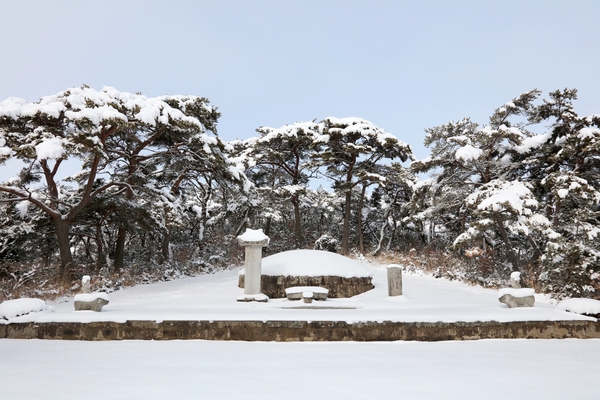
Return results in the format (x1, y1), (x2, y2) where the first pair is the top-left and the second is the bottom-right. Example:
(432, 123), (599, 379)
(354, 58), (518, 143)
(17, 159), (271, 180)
(1, 1), (599, 301)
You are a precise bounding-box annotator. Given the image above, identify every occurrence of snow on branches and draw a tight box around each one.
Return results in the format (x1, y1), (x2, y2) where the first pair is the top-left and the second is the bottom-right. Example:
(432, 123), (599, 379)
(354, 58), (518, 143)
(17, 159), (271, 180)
(0, 85), (229, 273)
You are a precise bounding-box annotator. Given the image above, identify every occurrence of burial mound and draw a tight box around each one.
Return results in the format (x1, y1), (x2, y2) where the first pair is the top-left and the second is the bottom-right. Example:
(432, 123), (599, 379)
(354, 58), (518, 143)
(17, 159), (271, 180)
(238, 249), (374, 298)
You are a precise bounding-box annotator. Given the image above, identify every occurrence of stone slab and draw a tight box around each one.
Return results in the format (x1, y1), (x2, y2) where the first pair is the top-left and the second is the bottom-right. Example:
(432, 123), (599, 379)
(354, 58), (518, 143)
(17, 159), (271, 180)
(285, 286), (329, 301)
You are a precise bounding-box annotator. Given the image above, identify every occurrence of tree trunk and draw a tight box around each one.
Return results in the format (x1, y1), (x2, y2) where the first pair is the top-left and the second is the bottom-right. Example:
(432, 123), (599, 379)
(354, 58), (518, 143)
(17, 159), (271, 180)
(160, 207), (171, 264)
(386, 214), (397, 252)
(553, 198), (561, 227)
(357, 184), (367, 254)
(199, 180), (212, 244)
(114, 228), (126, 273)
(114, 158), (137, 272)
(341, 189), (352, 255)
(291, 194), (303, 248)
(54, 218), (74, 280)
(161, 230), (170, 263)
(527, 234), (544, 260)
(372, 207), (392, 256)
(493, 214), (520, 270)
(95, 223), (104, 271)
(341, 157), (356, 256)
(235, 209), (250, 237)
(264, 215), (272, 237)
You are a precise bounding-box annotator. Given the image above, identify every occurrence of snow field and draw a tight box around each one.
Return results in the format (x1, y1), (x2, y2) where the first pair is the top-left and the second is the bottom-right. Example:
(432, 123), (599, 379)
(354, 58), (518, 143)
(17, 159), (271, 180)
(2, 258), (599, 399)
(2, 264), (596, 324)
(1, 338), (599, 400)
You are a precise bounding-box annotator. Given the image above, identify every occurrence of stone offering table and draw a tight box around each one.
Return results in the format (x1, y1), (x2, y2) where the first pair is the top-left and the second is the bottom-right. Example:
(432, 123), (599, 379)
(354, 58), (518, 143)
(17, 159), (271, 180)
(285, 286), (329, 301)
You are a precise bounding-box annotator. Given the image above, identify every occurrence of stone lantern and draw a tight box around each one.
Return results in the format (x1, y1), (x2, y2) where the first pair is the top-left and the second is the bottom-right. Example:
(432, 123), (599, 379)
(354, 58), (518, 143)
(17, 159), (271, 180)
(237, 228), (270, 302)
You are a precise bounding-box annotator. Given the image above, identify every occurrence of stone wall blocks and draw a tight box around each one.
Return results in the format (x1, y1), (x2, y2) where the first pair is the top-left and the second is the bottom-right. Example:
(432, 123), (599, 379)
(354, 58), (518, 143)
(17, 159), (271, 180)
(2, 320), (599, 341)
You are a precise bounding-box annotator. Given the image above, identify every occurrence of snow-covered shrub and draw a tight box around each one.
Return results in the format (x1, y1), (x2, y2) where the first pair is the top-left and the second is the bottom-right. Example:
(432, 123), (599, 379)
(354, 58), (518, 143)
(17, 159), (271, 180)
(539, 241), (600, 300)
(314, 234), (338, 253)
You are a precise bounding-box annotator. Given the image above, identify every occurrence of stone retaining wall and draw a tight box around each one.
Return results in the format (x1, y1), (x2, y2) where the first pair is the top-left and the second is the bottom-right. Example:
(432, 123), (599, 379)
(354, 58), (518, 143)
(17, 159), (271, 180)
(238, 275), (374, 298)
(1, 319), (599, 341)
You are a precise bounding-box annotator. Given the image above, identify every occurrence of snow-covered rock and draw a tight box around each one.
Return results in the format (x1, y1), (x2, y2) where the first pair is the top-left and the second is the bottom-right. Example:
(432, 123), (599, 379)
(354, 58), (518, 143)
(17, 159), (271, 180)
(498, 288), (535, 308)
(74, 293), (110, 312)
(557, 298), (600, 316)
(0, 298), (53, 320)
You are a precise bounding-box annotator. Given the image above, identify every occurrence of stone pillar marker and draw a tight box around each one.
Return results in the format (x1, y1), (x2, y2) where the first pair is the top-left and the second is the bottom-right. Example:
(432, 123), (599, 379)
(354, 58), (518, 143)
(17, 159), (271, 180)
(82, 275), (91, 293)
(237, 228), (270, 302)
(510, 271), (521, 288)
(387, 264), (403, 296)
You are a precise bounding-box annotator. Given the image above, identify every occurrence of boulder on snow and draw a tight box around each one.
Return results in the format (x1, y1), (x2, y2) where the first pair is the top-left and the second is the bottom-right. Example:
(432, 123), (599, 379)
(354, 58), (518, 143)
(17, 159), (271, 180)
(499, 294), (535, 308)
(557, 298), (600, 318)
(74, 293), (110, 312)
(498, 288), (535, 308)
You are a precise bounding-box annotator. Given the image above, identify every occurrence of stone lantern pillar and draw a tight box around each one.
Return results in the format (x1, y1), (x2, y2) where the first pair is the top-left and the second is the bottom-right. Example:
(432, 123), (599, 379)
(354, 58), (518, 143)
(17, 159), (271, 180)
(237, 228), (270, 302)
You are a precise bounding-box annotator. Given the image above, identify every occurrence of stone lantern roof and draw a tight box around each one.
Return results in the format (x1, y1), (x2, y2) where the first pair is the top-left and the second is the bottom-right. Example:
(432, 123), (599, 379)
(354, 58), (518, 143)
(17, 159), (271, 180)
(237, 228), (270, 246)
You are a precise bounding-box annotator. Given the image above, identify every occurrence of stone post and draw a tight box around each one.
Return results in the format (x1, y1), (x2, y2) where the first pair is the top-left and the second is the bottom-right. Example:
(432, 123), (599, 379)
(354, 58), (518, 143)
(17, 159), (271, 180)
(82, 275), (91, 293)
(387, 264), (403, 296)
(510, 271), (521, 289)
(237, 228), (270, 302)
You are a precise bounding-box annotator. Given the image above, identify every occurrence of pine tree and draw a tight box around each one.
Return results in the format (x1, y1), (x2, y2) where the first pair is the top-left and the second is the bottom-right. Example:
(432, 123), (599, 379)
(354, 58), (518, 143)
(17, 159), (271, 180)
(0, 86), (224, 277)
(244, 121), (321, 248)
(314, 117), (412, 254)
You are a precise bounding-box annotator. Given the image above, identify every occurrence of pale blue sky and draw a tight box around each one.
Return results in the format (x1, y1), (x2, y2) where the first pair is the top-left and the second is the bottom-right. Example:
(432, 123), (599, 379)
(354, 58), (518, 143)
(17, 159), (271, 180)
(1, 0), (599, 163)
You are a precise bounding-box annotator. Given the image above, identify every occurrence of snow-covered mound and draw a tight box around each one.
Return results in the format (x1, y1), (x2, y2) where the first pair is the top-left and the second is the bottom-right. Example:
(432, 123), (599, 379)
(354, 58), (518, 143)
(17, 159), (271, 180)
(260, 250), (372, 278)
(557, 298), (600, 316)
(0, 298), (53, 320)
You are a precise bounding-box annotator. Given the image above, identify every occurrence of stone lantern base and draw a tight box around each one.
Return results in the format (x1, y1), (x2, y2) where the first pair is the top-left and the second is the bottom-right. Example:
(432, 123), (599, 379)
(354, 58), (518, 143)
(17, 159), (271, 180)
(236, 293), (269, 303)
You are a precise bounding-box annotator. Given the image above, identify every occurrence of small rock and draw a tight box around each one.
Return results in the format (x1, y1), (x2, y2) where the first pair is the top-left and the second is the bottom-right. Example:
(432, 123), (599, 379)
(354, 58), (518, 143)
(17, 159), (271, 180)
(499, 294), (535, 308)
(74, 297), (109, 312)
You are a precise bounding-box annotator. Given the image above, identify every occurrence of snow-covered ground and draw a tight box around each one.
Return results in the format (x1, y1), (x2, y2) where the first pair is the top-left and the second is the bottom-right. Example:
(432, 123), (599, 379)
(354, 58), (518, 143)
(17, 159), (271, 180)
(2, 259), (599, 399)
(1, 262), (595, 324)
(1, 338), (599, 399)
